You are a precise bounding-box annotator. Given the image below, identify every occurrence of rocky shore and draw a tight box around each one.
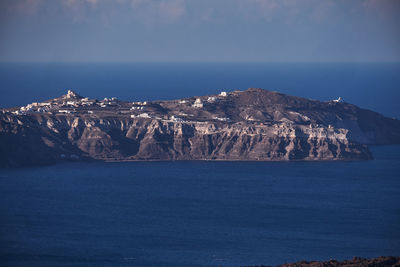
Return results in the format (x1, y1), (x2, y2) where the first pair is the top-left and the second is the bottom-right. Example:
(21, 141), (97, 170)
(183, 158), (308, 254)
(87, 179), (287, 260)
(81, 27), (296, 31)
(242, 256), (400, 267)
(1, 88), (400, 167)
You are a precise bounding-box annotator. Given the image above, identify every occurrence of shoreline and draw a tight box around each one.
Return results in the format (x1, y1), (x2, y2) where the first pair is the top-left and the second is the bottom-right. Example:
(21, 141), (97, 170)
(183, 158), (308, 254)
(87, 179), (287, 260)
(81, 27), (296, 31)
(242, 256), (400, 267)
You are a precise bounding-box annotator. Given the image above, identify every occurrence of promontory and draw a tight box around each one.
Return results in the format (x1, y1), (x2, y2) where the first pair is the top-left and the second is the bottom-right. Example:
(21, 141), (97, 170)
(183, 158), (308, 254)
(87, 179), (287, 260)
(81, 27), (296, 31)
(1, 88), (400, 167)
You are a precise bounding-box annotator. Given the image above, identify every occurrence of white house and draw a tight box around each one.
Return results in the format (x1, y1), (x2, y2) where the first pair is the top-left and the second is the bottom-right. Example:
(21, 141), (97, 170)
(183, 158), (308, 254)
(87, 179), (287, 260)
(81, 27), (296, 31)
(170, 115), (184, 122)
(333, 97), (342, 103)
(132, 113), (151, 118)
(207, 97), (216, 103)
(193, 98), (203, 108)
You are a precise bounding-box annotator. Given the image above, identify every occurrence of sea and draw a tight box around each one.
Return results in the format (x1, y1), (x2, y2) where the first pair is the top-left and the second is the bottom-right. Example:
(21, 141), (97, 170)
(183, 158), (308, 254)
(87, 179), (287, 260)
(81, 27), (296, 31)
(0, 62), (400, 118)
(0, 63), (399, 266)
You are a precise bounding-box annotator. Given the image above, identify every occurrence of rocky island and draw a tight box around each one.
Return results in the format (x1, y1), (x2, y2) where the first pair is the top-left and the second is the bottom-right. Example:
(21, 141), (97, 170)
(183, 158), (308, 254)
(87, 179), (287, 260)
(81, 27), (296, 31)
(1, 88), (400, 167)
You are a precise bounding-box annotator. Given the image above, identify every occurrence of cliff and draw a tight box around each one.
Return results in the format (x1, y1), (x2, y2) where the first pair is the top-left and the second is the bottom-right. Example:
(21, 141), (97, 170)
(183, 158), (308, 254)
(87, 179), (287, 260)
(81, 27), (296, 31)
(1, 88), (399, 167)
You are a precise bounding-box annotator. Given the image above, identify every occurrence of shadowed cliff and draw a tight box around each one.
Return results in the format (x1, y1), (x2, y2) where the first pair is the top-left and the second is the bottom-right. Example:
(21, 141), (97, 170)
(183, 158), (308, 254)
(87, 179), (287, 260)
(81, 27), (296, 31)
(1, 88), (399, 167)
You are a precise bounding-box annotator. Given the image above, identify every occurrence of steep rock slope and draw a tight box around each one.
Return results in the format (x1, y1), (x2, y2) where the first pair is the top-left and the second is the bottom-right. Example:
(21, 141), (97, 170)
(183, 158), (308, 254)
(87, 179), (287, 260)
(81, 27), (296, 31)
(1, 88), (399, 167)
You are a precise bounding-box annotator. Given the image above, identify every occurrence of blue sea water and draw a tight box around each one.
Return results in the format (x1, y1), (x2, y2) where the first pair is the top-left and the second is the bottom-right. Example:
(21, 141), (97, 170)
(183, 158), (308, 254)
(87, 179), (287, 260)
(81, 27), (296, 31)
(0, 145), (399, 266)
(0, 62), (400, 118)
(0, 63), (400, 266)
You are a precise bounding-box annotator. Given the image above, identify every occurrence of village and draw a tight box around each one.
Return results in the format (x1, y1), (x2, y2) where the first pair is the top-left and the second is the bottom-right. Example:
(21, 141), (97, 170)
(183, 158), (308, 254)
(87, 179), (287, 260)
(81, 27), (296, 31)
(7, 90), (235, 124)
(3, 89), (344, 129)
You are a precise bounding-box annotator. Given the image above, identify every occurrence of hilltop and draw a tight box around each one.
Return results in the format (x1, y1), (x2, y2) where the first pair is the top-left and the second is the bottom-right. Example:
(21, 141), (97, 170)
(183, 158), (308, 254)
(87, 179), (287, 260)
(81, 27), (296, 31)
(1, 88), (400, 167)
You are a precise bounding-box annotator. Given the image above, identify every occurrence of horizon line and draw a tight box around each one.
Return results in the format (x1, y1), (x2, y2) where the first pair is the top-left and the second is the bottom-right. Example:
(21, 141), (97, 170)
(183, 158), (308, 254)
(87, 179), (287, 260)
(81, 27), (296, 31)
(1, 60), (400, 64)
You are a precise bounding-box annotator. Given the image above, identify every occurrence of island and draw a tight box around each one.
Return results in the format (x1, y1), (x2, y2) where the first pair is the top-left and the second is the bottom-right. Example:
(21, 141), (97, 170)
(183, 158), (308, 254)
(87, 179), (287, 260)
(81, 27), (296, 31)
(1, 88), (400, 167)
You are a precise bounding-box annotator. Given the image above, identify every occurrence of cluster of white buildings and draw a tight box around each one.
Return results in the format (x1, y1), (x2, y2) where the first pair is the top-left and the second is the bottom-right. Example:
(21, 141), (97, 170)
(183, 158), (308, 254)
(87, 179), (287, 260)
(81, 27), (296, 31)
(11, 89), (233, 118)
(214, 116), (230, 122)
(13, 101), (52, 115)
(192, 98), (203, 108)
(133, 101), (147, 105)
(207, 97), (217, 103)
(130, 101), (148, 111)
(131, 113), (151, 119)
(66, 90), (78, 98)
(99, 97), (118, 107)
(191, 91), (228, 109)
(58, 109), (74, 114)
(65, 98), (96, 107)
(170, 115), (184, 122)
(131, 106), (145, 110)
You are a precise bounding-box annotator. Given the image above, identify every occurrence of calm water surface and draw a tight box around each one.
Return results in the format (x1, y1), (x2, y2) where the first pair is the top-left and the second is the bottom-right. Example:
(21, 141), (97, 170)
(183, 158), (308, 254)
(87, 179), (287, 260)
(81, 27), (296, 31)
(1, 62), (400, 118)
(0, 146), (399, 266)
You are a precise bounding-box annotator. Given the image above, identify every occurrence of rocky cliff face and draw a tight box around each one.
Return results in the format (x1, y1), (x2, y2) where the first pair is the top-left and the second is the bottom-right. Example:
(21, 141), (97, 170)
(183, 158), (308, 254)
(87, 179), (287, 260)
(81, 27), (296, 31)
(1, 88), (399, 167)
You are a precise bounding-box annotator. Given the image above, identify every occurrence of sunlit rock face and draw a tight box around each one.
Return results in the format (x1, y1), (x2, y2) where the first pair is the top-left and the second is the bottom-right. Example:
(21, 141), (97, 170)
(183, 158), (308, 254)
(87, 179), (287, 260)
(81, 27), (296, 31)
(1, 88), (400, 167)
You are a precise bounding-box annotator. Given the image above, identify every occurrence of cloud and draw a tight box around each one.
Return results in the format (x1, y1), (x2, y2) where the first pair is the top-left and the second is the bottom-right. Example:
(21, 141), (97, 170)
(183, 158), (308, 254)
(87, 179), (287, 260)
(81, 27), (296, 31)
(6, 0), (42, 15)
(63, 0), (100, 10)
(130, 0), (187, 23)
(247, 0), (337, 22)
(311, 0), (336, 22)
(87, 0), (98, 5)
(61, 0), (93, 22)
(252, 0), (279, 10)
(9, 0), (187, 24)
(362, 0), (400, 18)
(4, 0), (399, 26)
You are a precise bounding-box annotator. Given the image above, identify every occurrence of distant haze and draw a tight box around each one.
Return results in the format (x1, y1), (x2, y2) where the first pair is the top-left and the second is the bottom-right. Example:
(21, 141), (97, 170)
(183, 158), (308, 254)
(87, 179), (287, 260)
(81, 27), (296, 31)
(0, 0), (399, 62)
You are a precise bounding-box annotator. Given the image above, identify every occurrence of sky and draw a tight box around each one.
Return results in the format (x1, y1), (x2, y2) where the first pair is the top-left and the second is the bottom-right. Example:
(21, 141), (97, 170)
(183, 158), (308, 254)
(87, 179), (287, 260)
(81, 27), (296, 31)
(0, 0), (399, 62)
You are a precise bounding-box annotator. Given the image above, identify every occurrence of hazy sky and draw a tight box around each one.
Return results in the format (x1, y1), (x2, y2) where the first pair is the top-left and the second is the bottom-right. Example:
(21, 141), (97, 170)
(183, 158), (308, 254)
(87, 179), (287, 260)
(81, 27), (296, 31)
(1, 0), (399, 62)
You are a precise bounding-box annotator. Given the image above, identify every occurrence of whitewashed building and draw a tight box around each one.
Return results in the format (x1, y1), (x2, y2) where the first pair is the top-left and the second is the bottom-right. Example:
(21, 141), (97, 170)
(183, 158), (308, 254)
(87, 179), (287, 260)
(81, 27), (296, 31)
(193, 98), (203, 108)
